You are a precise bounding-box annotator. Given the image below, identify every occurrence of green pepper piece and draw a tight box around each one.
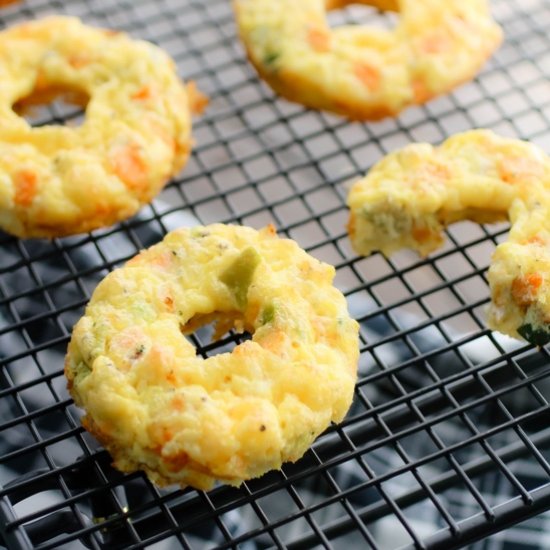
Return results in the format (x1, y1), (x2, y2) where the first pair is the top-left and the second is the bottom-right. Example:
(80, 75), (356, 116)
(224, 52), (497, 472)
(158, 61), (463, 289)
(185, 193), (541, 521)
(263, 51), (280, 66)
(220, 247), (261, 309)
(261, 303), (276, 325)
(517, 323), (550, 346)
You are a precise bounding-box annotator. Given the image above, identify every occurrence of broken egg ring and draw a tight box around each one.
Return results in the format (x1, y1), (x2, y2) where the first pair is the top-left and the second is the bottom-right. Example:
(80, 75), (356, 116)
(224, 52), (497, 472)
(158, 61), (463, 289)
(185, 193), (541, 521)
(234, 0), (502, 120)
(347, 129), (550, 345)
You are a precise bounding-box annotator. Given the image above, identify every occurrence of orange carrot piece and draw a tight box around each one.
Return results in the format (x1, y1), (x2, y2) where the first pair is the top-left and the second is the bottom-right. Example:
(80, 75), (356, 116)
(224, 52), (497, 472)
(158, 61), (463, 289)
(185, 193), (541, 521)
(186, 81), (209, 115)
(260, 329), (286, 352)
(172, 396), (184, 411)
(151, 251), (174, 270)
(307, 26), (331, 52)
(264, 223), (277, 237)
(14, 169), (37, 207)
(166, 370), (177, 385)
(131, 85), (153, 101)
(412, 78), (432, 103)
(164, 294), (175, 311)
(111, 143), (148, 192)
(498, 157), (544, 183)
(511, 273), (543, 307)
(421, 34), (450, 54)
(422, 163), (450, 181)
(68, 55), (91, 69)
(412, 226), (433, 243)
(354, 62), (381, 91)
(524, 235), (546, 246)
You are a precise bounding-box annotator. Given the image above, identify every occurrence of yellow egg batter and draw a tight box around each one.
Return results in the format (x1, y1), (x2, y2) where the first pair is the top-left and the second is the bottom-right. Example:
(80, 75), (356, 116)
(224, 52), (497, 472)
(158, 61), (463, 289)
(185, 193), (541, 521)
(65, 224), (359, 489)
(0, 16), (195, 238)
(234, 0), (502, 120)
(348, 130), (550, 345)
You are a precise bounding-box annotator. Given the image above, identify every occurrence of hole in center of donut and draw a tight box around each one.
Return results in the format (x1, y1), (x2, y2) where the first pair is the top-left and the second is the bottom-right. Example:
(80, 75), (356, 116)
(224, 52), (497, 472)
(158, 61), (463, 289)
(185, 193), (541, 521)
(326, 1), (399, 32)
(13, 82), (90, 127)
(180, 312), (252, 357)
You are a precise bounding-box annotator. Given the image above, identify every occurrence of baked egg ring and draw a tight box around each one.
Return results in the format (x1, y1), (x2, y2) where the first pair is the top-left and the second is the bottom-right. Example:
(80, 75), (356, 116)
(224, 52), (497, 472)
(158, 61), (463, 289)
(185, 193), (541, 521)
(347, 130), (550, 345)
(0, 16), (194, 238)
(65, 224), (359, 489)
(234, 0), (502, 120)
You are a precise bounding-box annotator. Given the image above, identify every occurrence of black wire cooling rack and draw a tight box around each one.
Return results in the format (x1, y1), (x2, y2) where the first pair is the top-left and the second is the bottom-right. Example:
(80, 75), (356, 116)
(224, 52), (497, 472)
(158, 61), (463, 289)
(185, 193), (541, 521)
(1, 0), (550, 549)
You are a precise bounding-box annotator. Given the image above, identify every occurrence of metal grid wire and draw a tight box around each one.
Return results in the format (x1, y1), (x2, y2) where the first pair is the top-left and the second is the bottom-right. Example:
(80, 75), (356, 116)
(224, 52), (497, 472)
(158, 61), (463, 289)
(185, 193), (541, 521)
(1, 0), (550, 548)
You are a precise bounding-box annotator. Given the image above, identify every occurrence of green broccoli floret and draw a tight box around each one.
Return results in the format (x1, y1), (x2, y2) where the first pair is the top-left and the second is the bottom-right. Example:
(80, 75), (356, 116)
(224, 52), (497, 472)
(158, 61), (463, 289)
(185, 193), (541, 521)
(517, 323), (550, 346)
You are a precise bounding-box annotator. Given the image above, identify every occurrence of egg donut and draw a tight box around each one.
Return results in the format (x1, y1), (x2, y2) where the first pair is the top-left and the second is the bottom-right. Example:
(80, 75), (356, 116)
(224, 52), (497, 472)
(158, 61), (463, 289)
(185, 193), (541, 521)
(347, 130), (550, 345)
(65, 224), (359, 489)
(234, 0), (502, 120)
(0, 16), (195, 238)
